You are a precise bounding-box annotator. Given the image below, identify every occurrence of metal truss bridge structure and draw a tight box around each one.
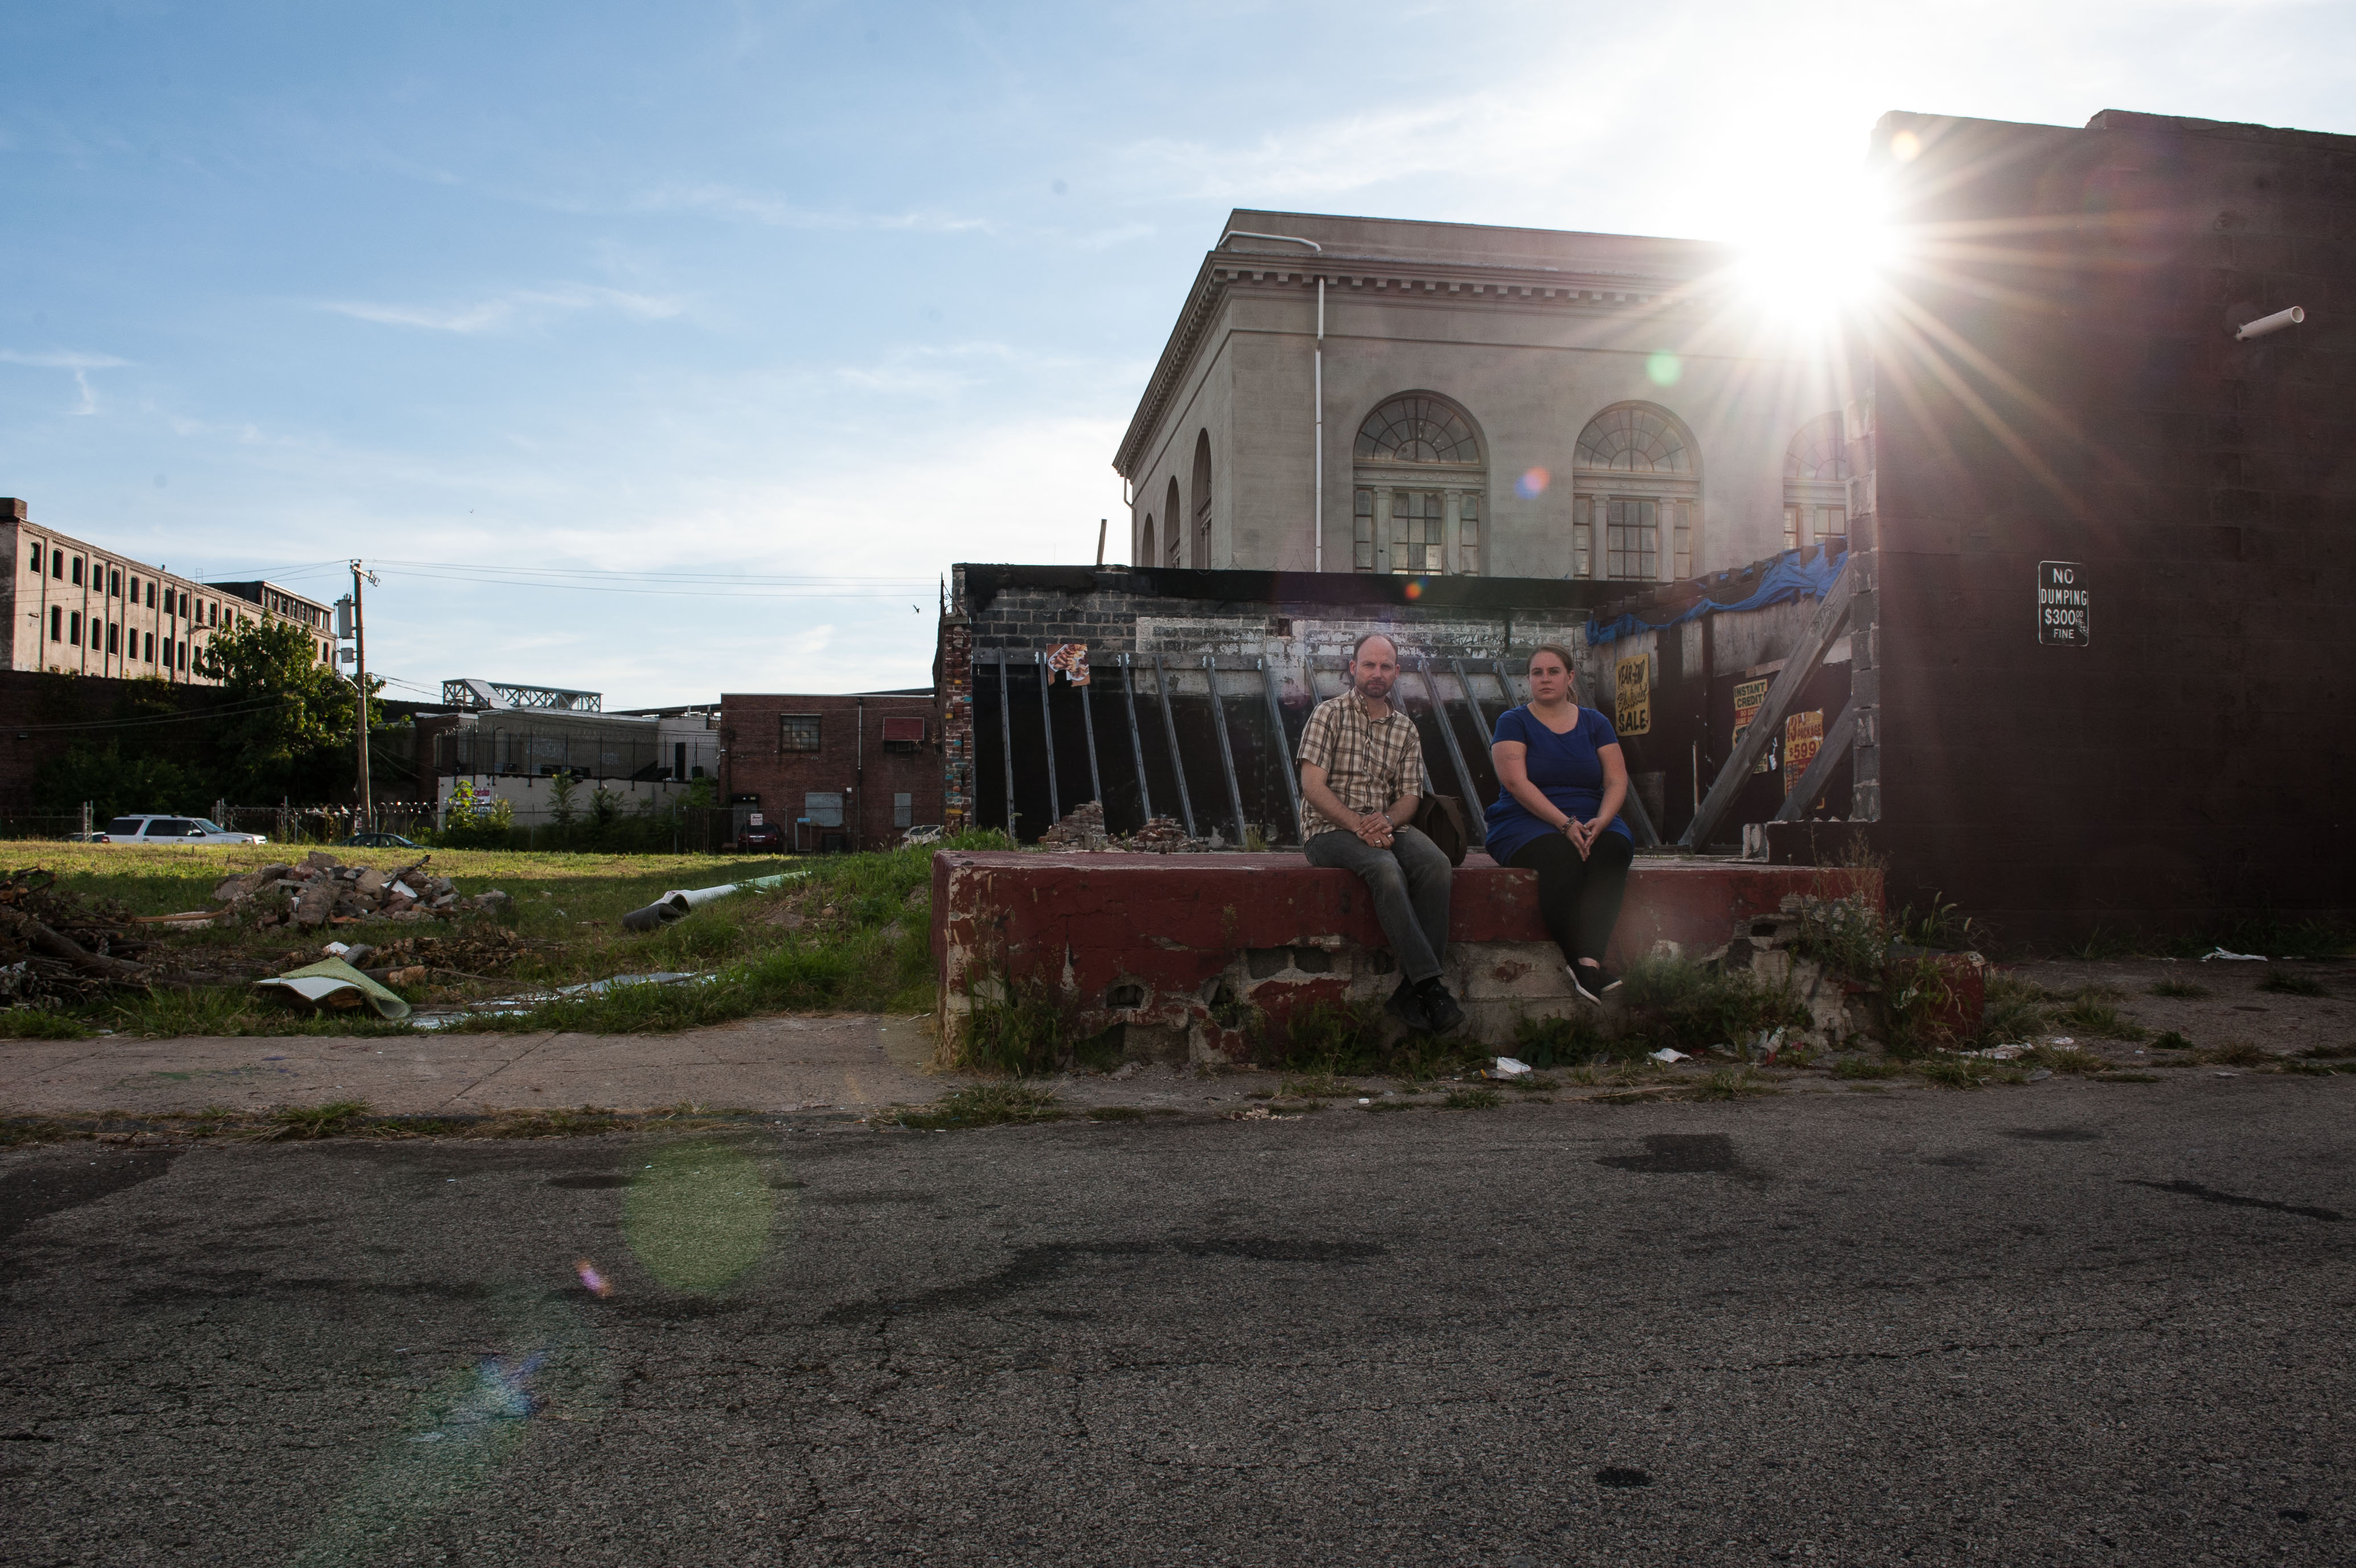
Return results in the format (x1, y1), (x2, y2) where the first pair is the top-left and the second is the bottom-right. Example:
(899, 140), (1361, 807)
(442, 678), (604, 713)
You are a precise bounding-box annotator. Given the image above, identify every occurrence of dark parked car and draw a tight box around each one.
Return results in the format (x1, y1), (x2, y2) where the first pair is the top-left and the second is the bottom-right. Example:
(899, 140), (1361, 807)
(737, 820), (785, 852)
(334, 832), (422, 849)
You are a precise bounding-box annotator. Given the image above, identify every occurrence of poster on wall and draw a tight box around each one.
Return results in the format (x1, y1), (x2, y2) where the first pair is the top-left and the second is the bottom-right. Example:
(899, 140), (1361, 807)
(1732, 677), (1776, 773)
(2037, 562), (2090, 646)
(1782, 711), (1824, 797)
(1046, 643), (1091, 684)
(1614, 654), (1652, 737)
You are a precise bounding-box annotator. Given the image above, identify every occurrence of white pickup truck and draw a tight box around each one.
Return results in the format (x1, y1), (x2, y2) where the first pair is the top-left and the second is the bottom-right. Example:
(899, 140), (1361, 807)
(94, 815), (269, 846)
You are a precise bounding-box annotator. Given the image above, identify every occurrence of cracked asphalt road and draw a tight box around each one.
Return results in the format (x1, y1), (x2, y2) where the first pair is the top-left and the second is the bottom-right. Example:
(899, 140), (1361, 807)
(3, 1076), (2351, 1565)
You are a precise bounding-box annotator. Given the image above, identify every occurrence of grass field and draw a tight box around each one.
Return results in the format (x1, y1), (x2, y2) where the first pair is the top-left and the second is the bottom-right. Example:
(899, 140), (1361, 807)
(0, 838), (970, 1039)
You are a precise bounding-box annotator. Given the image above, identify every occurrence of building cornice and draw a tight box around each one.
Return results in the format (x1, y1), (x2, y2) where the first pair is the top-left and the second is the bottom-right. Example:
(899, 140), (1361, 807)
(1112, 249), (1730, 481)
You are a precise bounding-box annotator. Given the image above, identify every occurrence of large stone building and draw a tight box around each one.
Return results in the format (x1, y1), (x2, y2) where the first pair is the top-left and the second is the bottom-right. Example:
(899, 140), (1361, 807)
(1, 497), (335, 682)
(1114, 211), (1853, 583)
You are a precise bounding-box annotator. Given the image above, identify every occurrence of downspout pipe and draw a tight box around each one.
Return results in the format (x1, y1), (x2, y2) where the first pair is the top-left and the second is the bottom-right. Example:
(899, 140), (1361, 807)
(1220, 231), (1324, 573)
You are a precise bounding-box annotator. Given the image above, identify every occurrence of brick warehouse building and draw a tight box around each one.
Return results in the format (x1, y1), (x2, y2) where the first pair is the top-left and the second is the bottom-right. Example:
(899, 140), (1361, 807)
(717, 691), (941, 852)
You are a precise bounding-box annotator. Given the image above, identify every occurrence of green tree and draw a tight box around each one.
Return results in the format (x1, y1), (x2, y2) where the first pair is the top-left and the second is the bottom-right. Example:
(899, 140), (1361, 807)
(196, 618), (384, 803)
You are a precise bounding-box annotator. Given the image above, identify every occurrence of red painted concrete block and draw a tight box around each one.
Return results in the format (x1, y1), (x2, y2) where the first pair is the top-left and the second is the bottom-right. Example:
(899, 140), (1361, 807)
(933, 851), (1882, 1060)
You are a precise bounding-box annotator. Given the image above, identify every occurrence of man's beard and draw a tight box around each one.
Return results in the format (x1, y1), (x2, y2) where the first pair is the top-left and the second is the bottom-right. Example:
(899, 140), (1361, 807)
(1357, 674), (1393, 701)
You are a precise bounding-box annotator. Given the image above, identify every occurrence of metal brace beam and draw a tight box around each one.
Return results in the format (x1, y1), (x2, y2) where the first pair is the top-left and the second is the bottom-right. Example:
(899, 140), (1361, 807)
(1077, 666), (1103, 806)
(1119, 653), (1153, 825)
(1204, 654), (1250, 846)
(995, 648), (1017, 835)
(1151, 653), (1196, 837)
(1033, 650), (1061, 826)
(1678, 565), (1856, 851)
(1257, 656), (1302, 843)
(1448, 655), (1495, 732)
(1770, 696), (1859, 823)
(1417, 658), (1482, 811)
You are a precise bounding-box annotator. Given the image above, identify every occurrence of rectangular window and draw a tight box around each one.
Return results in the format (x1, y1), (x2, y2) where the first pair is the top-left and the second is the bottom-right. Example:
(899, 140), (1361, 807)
(1784, 504), (1801, 552)
(1820, 506), (1847, 543)
(1353, 487), (1376, 572)
(26, 543), (39, 573)
(128, 576), (138, 601)
(49, 606), (61, 641)
(145, 581), (155, 609)
(1673, 501), (1692, 580)
(208, 602), (217, 626)
(780, 714), (822, 752)
(1605, 498), (1659, 581)
(1390, 490), (1444, 574)
(144, 631), (155, 662)
(179, 641), (188, 670)
(1458, 492), (1480, 576)
(109, 569), (121, 597)
(71, 557), (83, 586)
(805, 791), (844, 828)
(69, 611), (81, 643)
(52, 551), (62, 579)
(107, 622), (119, 654)
(1573, 496), (1592, 578)
(893, 793), (913, 829)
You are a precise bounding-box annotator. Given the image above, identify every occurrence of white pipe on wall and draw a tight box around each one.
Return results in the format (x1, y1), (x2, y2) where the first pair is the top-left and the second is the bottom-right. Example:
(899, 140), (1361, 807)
(2235, 305), (2305, 340)
(1220, 230), (1325, 574)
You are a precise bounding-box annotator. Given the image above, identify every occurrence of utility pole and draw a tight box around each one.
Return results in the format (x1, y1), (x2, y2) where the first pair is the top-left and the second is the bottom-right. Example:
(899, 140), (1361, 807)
(338, 562), (380, 832)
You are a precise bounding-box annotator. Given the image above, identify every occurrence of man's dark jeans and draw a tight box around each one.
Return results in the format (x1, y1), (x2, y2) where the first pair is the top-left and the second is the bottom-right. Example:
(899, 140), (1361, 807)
(1303, 826), (1452, 985)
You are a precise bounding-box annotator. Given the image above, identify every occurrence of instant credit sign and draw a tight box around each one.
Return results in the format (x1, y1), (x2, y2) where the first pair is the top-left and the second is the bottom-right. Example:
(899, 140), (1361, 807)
(2038, 561), (2090, 646)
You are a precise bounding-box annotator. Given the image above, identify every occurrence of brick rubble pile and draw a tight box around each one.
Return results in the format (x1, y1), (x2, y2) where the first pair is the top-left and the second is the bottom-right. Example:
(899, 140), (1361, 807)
(212, 851), (512, 930)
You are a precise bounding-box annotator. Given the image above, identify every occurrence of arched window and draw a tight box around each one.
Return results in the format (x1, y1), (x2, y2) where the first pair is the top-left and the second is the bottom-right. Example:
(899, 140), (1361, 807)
(1164, 478), (1183, 568)
(1350, 392), (1486, 575)
(1140, 515), (1156, 568)
(1571, 403), (1698, 582)
(1189, 432), (1213, 570)
(1782, 412), (1850, 552)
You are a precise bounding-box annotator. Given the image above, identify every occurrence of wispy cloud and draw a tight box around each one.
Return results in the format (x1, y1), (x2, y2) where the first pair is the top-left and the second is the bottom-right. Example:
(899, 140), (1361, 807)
(320, 284), (684, 334)
(628, 183), (994, 233)
(0, 348), (132, 414)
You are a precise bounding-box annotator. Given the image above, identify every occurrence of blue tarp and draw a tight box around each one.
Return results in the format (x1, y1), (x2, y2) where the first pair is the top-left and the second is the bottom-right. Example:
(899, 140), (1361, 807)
(1586, 545), (1846, 646)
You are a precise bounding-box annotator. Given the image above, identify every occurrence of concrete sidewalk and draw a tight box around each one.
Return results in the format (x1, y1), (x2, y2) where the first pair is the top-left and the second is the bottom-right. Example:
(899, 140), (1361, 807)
(0, 1013), (948, 1118)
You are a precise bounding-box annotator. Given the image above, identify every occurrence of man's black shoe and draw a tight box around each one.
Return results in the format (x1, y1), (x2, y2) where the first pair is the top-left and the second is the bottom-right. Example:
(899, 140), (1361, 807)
(1386, 977), (1431, 1031)
(1414, 978), (1466, 1035)
(1569, 963), (1623, 1004)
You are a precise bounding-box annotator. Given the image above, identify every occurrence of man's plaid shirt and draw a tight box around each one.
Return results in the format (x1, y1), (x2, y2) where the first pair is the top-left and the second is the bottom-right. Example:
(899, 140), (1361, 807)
(1296, 687), (1423, 840)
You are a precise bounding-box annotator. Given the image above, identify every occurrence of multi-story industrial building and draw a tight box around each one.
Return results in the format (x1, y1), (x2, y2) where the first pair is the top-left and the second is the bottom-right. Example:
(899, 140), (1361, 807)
(0, 498), (335, 682)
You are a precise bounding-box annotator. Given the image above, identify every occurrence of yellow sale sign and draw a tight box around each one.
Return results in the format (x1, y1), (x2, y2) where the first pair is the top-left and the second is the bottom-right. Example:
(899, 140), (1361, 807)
(1614, 655), (1651, 737)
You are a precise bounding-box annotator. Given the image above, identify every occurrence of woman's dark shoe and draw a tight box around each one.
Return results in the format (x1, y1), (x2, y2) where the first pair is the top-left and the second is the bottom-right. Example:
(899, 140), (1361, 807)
(1386, 977), (1431, 1031)
(1570, 962), (1623, 1004)
(1414, 978), (1466, 1035)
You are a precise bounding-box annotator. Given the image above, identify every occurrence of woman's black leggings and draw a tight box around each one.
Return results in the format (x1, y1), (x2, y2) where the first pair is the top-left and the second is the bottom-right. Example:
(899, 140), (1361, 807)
(1507, 830), (1636, 967)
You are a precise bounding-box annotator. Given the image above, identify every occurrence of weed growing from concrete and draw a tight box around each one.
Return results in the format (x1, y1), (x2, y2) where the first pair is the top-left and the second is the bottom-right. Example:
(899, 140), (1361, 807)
(2199, 1039), (2272, 1067)
(258, 1099), (373, 1139)
(1976, 976), (2049, 1046)
(1276, 1072), (1358, 1100)
(1619, 956), (1812, 1057)
(2149, 1029), (2195, 1053)
(2150, 978), (2211, 999)
(948, 973), (1073, 1076)
(1512, 1008), (1623, 1067)
(2259, 971), (2328, 997)
(2023, 1042), (2110, 1074)
(0, 1008), (91, 1039)
(1513, 1075), (1559, 1093)
(2051, 987), (2150, 1040)
(1917, 1056), (1992, 1090)
(1254, 999), (1389, 1073)
(886, 1085), (1065, 1131)
(1832, 1056), (1904, 1079)
(1086, 1106), (1146, 1122)
(1689, 1067), (1781, 1100)
(1442, 1087), (1502, 1110)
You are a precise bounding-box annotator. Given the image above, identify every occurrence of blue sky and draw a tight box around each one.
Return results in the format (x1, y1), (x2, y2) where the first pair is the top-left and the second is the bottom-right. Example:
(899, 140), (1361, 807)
(3, 0), (2349, 707)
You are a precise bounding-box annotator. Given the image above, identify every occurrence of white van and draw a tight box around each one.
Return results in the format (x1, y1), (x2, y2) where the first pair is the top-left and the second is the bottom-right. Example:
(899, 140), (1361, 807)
(95, 815), (268, 845)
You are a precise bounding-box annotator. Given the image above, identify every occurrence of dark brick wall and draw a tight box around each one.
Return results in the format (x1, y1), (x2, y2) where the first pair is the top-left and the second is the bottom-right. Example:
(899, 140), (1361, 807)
(717, 692), (942, 850)
(1817, 108), (2356, 943)
(0, 669), (229, 814)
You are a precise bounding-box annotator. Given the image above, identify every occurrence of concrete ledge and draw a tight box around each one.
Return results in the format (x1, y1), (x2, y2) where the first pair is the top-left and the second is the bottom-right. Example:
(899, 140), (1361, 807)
(932, 851), (1882, 1057)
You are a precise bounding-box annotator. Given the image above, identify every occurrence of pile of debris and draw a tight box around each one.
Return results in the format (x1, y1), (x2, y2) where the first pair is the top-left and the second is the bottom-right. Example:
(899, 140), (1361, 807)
(212, 851), (512, 931)
(1039, 801), (1111, 851)
(1121, 816), (1218, 854)
(0, 868), (225, 1005)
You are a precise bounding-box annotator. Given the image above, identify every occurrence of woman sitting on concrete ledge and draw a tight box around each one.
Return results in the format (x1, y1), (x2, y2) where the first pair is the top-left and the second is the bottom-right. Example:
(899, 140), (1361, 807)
(1483, 642), (1634, 1004)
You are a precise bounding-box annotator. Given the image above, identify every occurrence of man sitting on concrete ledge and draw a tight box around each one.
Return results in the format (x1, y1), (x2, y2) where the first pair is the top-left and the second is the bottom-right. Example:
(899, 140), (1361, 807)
(1296, 631), (1465, 1035)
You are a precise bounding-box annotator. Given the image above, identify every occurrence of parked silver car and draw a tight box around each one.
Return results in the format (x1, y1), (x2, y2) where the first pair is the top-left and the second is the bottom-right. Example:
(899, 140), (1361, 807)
(94, 815), (268, 845)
